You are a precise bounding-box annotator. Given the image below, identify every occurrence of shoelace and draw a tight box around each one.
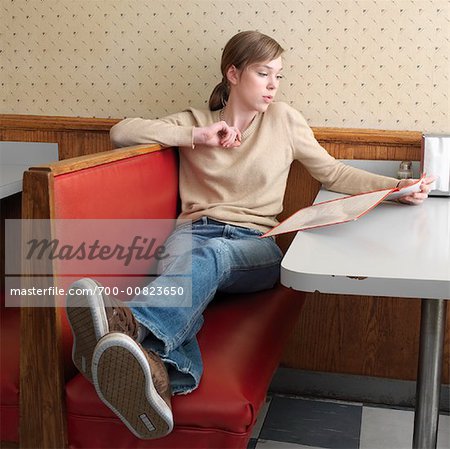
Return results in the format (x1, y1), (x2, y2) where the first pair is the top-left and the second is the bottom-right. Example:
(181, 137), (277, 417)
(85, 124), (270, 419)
(107, 297), (139, 340)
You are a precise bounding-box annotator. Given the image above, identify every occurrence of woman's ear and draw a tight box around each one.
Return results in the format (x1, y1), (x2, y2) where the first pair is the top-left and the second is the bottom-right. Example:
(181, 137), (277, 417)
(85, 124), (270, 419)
(226, 65), (240, 86)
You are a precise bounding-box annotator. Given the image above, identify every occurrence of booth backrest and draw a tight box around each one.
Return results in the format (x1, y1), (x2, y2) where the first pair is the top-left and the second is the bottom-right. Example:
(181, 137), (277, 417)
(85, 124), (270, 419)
(53, 148), (179, 220)
(51, 146), (179, 295)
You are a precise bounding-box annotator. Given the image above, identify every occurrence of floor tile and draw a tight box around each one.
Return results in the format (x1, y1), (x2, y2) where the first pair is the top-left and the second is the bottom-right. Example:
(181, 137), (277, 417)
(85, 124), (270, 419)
(360, 406), (450, 449)
(259, 396), (362, 449)
(255, 439), (323, 449)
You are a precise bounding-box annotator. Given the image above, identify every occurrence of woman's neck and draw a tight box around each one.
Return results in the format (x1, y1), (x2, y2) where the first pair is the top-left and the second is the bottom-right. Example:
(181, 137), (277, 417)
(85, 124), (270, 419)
(220, 101), (258, 133)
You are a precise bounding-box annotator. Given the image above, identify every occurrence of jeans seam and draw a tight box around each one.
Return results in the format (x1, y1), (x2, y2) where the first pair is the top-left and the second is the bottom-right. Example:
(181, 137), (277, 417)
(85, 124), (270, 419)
(171, 239), (229, 346)
(229, 259), (281, 271)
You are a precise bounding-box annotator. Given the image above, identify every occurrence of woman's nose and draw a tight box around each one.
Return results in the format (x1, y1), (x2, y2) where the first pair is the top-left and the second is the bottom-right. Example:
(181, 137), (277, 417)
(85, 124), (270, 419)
(267, 76), (278, 90)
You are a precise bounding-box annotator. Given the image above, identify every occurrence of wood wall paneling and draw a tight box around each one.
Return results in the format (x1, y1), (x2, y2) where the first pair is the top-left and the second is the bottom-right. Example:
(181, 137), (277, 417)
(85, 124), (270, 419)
(0, 115), (116, 160)
(1, 114), (447, 384)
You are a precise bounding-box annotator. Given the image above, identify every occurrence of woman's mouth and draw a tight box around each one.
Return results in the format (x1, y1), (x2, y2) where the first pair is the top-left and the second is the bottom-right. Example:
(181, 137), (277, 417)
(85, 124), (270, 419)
(263, 96), (273, 103)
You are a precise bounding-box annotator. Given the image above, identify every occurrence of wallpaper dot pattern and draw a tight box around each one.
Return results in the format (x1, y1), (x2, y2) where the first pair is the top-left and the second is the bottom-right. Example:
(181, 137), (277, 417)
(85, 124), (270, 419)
(1, 0), (449, 132)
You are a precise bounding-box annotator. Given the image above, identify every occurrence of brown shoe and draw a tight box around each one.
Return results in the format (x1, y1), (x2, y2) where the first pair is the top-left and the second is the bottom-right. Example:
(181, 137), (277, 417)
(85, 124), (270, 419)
(66, 278), (139, 382)
(92, 332), (173, 439)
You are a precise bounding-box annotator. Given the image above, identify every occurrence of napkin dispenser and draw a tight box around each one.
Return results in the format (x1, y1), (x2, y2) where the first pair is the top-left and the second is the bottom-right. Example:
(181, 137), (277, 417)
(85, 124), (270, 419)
(421, 134), (450, 196)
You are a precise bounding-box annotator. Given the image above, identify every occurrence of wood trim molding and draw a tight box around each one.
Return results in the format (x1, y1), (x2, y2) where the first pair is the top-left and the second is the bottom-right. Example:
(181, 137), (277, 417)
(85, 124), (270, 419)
(312, 127), (422, 146)
(0, 114), (423, 146)
(0, 114), (118, 132)
(29, 144), (164, 176)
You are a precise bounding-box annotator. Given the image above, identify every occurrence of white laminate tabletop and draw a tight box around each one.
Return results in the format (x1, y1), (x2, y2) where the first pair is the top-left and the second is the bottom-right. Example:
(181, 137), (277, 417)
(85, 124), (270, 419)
(0, 142), (58, 198)
(0, 164), (35, 198)
(281, 190), (450, 300)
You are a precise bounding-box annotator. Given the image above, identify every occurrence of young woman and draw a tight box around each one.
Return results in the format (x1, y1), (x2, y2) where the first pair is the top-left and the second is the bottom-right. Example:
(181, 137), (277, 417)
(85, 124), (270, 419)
(66, 30), (433, 440)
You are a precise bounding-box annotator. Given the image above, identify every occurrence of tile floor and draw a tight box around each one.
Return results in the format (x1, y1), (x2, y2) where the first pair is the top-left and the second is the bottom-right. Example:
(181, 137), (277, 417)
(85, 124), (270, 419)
(248, 395), (450, 449)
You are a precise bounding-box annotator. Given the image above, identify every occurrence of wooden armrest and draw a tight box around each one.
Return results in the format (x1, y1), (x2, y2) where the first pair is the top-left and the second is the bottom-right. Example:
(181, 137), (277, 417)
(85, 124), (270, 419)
(28, 144), (165, 176)
(20, 165), (67, 447)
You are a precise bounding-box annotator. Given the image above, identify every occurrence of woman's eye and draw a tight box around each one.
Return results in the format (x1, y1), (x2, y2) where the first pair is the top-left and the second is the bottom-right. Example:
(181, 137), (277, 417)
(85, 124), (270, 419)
(258, 72), (268, 77)
(276, 75), (284, 80)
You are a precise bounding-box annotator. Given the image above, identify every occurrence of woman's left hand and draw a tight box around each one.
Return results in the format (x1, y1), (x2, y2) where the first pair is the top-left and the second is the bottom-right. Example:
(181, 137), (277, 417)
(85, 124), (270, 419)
(396, 176), (436, 205)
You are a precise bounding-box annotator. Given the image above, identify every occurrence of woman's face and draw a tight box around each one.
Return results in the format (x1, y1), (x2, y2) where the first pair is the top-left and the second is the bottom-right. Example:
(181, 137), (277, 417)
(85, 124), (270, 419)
(228, 56), (283, 114)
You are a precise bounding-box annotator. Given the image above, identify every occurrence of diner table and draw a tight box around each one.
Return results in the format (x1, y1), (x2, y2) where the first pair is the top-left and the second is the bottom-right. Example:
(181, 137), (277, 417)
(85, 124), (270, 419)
(281, 171), (449, 449)
(0, 141), (58, 199)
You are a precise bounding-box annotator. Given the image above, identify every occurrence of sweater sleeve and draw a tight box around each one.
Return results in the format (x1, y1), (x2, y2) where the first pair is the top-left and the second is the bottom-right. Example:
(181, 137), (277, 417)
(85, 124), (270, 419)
(110, 110), (196, 149)
(287, 106), (399, 194)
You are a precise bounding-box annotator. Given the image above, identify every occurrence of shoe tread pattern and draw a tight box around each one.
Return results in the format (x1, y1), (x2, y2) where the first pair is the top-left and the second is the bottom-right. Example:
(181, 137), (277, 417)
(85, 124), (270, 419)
(66, 296), (99, 382)
(96, 345), (170, 439)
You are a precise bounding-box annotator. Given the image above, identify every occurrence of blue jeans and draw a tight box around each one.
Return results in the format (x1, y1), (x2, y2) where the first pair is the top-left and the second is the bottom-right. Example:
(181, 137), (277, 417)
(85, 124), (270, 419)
(130, 217), (283, 394)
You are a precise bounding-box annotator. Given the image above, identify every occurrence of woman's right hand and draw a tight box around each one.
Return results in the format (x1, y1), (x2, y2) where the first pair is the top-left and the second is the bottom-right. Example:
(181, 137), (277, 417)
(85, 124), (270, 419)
(193, 121), (242, 148)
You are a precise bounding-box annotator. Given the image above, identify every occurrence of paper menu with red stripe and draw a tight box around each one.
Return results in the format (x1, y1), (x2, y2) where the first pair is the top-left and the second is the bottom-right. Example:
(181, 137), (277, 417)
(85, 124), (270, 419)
(262, 178), (423, 238)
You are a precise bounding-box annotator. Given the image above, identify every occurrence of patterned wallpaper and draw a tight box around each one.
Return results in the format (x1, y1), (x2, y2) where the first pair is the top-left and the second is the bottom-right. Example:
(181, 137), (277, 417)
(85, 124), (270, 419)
(1, 0), (449, 132)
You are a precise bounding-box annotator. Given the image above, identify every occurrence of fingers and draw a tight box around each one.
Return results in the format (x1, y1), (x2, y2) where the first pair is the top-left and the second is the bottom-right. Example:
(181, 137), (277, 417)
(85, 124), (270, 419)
(396, 174), (437, 205)
(218, 123), (241, 148)
(419, 181), (432, 195)
(398, 194), (425, 205)
(398, 183), (431, 205)
(397, 175), (436, 189)
(415, 175), (437, 197)
(198, 121), (242, 148)
(420, 175), (437, 191)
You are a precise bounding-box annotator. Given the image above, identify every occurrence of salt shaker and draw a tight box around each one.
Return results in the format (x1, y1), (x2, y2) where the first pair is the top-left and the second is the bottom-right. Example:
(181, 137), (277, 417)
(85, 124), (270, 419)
(397, 161), (413, 179)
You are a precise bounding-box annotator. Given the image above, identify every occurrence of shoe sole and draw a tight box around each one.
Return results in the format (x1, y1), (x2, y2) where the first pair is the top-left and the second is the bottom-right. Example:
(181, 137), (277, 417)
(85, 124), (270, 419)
(66, 278), (109, 382)
(92, 333), (173, 439)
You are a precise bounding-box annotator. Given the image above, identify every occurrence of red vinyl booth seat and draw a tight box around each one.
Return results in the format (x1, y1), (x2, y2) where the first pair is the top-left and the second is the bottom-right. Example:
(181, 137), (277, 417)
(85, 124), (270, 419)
(0, 294), (20, 443)
(1, 145), (305, 449)
(66, 288), (302, 449)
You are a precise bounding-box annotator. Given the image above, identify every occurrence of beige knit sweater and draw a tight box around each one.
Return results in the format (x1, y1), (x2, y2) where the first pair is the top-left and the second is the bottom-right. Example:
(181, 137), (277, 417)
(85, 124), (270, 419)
(110, 102), (399, 232)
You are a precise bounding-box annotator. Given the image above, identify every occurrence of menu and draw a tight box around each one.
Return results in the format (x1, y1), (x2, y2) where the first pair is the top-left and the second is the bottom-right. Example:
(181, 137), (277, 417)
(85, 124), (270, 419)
(262, 178), (423, 238)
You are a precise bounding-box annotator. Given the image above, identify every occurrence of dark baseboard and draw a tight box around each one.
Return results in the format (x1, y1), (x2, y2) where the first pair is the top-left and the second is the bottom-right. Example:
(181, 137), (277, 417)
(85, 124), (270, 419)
(0, 442), (19, 449)
(270, 368), (450, 413)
